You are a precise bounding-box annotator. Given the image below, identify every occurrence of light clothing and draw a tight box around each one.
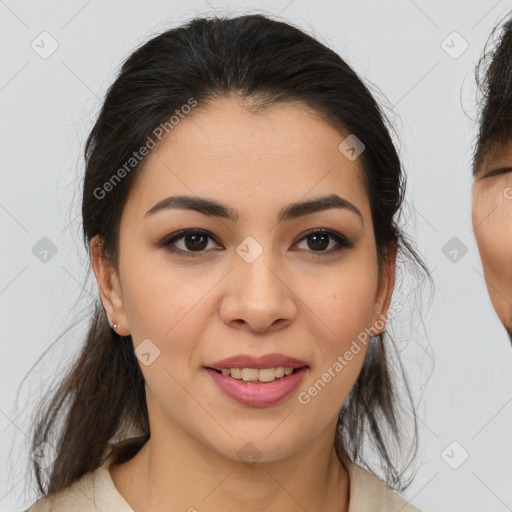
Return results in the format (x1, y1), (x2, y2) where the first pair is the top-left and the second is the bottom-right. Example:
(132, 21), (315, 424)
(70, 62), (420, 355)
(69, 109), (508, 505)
(25, 452), (421, 511)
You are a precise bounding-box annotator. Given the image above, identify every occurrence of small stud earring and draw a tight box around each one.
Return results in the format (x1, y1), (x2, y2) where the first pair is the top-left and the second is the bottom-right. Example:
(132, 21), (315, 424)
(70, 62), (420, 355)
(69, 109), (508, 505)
(113, 323), (119, 331)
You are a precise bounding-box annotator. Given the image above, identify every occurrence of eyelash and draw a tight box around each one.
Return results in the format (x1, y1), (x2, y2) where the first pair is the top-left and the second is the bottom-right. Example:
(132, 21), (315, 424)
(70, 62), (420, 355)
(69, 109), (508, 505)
(160, 228), (353, 258)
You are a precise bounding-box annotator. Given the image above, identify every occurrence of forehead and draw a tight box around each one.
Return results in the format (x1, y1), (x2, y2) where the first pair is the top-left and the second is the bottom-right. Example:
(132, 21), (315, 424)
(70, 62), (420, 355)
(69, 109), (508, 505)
(127, 98), (370, 221)
(475, 137), (512, 176)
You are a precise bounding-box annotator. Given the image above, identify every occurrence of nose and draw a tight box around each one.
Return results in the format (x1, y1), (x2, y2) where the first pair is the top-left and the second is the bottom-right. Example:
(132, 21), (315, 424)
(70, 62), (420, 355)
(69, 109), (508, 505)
(219, 250), (297, 334)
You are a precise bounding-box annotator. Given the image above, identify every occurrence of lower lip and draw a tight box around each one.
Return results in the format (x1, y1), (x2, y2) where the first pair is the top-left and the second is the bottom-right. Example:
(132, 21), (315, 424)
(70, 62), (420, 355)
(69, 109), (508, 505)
(204, 367), (308, 407)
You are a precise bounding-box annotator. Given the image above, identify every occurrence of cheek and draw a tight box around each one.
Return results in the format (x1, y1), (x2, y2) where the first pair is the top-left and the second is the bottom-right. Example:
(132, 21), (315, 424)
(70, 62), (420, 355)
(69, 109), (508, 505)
(295, 279), (374, 412)
(121, 237), (378, 370)
(473, 188), (512, 328)
(323, 276), (377, 337)
(119, 255), (217, 413)
(296, 252), (379, 361)
(119, 246), (212, 354)
(473, 189), (512, 278)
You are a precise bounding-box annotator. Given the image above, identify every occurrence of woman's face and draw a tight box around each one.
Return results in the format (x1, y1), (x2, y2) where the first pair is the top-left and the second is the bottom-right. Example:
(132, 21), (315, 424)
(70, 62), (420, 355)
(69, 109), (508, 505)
(472, 139), (512, 338)
(93, 97), (395, 463)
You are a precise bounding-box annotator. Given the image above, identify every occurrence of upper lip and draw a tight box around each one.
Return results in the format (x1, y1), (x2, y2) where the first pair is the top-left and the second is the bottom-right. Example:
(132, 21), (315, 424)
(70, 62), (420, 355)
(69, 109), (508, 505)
(205, 353), (309, 370)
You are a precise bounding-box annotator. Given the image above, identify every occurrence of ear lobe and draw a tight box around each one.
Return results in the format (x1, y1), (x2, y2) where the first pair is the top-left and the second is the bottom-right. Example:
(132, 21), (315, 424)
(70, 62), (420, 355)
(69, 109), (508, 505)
(90, 235), (129, 335)
(371, 242), (398, 334)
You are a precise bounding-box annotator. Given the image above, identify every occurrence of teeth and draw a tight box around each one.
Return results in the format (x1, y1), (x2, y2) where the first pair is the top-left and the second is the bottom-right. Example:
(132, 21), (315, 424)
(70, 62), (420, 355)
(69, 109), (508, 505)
(230, 368), (242, 379)
(219, 366), (297, 382)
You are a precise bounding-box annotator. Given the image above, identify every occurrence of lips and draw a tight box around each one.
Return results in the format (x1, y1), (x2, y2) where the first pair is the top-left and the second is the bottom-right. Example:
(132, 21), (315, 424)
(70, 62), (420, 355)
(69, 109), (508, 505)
(205, 353), (309, 371)
(205, 366), (309, 407)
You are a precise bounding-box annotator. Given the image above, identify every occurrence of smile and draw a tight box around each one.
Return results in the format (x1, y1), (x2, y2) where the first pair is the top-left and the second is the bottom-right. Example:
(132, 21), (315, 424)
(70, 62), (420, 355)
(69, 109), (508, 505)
(204, 366), (309, 407)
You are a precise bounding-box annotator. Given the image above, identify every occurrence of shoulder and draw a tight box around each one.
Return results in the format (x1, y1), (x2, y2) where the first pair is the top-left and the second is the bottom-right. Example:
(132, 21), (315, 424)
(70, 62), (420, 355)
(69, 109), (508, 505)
(23, 456), (112, 512)
(24, 472), (95, 511)
(341, 454), (422, 512)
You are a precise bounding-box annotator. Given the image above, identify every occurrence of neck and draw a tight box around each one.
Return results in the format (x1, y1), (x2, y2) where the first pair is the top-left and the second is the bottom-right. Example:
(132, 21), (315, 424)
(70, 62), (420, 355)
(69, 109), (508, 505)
(110, 422), (350, 512)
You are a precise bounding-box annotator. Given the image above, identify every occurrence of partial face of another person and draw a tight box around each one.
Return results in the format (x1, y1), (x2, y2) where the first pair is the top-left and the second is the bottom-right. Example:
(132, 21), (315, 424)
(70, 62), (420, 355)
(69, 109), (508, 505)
(472, 139), (512, 339)
(93, 97), (395, 463)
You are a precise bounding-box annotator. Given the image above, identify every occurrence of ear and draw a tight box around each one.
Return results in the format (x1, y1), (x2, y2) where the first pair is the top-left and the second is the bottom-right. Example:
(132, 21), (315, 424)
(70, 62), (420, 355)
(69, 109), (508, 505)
(90, 235), (130, 336)
(370, 242), (398, 335)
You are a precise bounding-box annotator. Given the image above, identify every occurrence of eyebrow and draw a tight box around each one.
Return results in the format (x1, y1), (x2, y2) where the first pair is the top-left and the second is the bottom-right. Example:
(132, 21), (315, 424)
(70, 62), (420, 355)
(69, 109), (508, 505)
(144, 194), (363, 224)
(483, 166), (512, 178)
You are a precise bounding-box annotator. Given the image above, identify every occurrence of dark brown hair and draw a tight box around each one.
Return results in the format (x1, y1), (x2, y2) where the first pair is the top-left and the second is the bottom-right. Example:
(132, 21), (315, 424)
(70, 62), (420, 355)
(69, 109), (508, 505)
(24, 13), (431, 501)
(473, 10), (512, 173)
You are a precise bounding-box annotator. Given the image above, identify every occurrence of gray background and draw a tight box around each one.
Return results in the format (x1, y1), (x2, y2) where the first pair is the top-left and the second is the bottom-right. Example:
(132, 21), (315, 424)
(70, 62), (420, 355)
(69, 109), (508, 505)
(2, 1), (511, 511)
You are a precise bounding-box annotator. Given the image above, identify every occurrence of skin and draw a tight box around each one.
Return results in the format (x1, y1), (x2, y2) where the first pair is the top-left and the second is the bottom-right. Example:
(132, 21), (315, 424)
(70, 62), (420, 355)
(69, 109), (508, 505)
(91, 97), (396, 512)
(472, 139), (512, 339)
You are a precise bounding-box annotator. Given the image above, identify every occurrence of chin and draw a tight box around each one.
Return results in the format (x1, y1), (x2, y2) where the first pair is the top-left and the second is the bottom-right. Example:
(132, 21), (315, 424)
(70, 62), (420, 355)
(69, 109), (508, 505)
(219, 436), (305, 466)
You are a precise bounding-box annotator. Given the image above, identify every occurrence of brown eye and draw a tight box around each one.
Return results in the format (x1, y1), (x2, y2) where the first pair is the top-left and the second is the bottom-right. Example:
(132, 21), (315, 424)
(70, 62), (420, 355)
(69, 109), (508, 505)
(294, 229), (353, 256)
(160, 228), (353, 259)
(161, 229), (218, 257)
